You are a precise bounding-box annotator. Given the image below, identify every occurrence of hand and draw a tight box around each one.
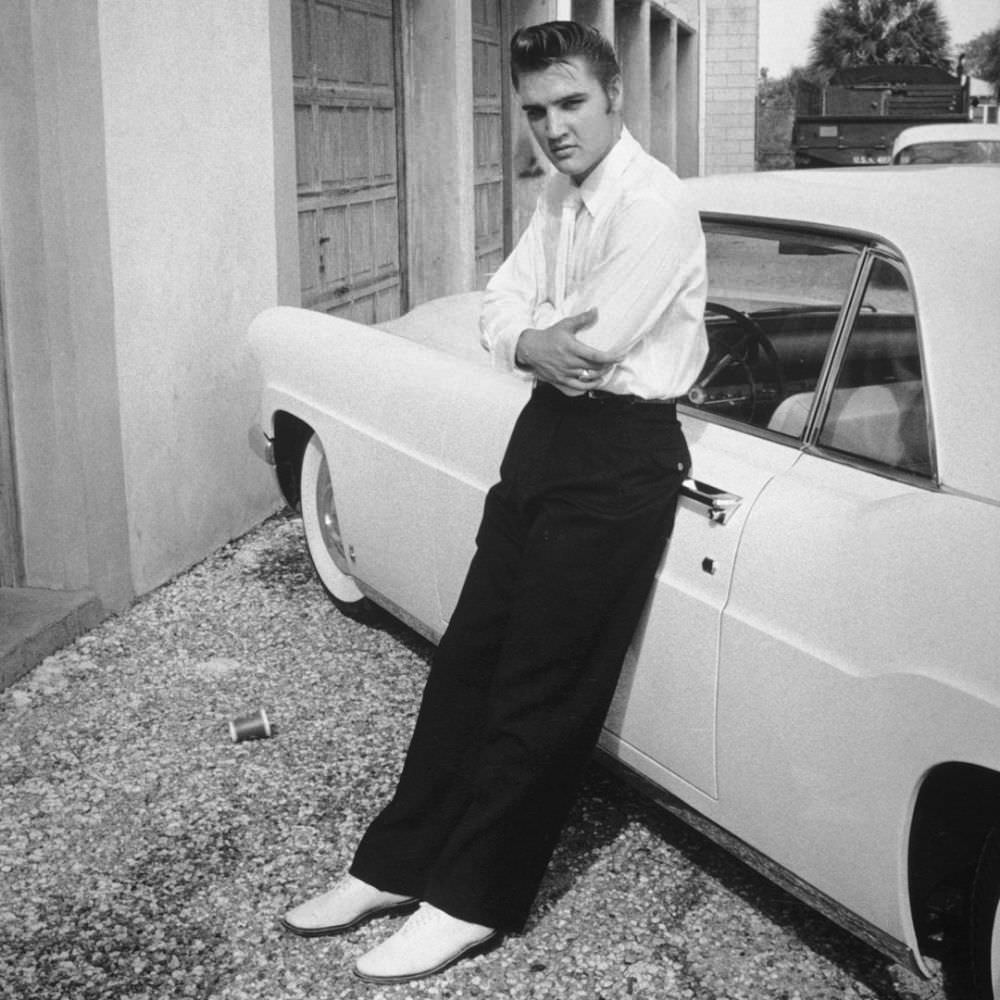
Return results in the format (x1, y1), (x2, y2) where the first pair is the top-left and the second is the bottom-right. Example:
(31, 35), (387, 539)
(515, 309), (620, 392)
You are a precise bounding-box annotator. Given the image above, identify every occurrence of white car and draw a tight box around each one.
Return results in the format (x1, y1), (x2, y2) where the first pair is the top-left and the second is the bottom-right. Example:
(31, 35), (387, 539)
(892, 122), (1000, 164)
(250, 166), (1000, 998)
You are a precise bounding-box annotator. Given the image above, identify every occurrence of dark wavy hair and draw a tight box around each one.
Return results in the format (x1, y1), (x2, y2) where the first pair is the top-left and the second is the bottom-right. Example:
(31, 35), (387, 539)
(510, 21), (621, 93)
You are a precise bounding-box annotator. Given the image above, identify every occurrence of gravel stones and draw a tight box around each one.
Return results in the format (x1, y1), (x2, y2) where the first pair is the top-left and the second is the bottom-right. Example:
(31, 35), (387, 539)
(0, 512), (947, 999)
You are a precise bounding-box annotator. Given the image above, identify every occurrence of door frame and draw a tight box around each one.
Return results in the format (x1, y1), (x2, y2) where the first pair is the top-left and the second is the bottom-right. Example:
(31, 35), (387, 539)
(500, 0), (513, 259)
(391, 0), (408, 312)
(0, 297), (22, 586)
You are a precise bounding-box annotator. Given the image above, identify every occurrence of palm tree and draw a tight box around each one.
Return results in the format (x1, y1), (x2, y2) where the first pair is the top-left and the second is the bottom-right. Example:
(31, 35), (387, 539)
(809, 0), (953, 77)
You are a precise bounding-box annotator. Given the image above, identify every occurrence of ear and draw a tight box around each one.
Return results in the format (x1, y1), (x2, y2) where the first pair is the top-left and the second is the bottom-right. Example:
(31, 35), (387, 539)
(605, 74), (623, 114)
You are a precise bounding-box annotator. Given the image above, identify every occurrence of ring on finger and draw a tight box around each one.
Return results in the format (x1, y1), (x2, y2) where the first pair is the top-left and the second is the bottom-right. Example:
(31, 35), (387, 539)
(579, 368), (592, 380)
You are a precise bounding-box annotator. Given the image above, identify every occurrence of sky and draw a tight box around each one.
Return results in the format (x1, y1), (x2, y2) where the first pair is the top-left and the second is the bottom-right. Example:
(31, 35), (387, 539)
(758, 0), (1000, 77)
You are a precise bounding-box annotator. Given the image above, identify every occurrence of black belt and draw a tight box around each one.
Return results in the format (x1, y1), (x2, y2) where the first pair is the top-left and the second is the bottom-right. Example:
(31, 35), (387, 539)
(584, 388), (679, 406)
(533, 382), (678, 408)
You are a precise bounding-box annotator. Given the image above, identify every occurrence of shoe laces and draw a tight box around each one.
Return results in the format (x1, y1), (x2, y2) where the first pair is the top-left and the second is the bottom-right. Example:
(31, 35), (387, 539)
(399, 903), (440, 934)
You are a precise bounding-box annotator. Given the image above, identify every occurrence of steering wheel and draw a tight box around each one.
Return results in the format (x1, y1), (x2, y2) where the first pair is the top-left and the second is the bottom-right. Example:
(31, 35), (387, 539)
(689, 301), (786, 419)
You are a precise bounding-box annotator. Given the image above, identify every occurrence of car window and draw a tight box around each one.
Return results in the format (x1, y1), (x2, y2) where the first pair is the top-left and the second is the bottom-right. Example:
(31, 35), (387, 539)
(690, 225), (861, 433)
(895, 140), (1000, 164)
(815, 256), (932, 477)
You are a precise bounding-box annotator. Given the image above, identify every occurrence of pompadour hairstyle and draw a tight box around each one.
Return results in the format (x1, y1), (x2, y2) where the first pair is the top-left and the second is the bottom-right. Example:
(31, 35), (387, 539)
(509, 20), (621, 92)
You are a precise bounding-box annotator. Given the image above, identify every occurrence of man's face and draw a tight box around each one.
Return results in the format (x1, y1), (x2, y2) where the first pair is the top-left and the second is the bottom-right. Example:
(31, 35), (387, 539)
(516, 55), (622, 185)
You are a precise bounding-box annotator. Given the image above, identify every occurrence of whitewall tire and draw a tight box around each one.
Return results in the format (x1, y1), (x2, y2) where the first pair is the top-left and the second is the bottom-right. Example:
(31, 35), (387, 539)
(299, 432), (378, 623)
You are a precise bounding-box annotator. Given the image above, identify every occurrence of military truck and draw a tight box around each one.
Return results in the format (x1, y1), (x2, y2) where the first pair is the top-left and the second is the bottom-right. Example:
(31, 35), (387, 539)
(792, 65), (971, 168)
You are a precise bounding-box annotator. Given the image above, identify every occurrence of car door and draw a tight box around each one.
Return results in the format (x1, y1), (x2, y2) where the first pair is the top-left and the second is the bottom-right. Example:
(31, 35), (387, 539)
(603, 422), (799, 798)
(602, 222), (866, 802)
(707, 250), (989, 935)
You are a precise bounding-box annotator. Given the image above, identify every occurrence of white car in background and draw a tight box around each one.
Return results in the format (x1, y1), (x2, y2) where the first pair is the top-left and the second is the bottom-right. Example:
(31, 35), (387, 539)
(250, 166), (1000, 999)
(892, 122), (1000, 164)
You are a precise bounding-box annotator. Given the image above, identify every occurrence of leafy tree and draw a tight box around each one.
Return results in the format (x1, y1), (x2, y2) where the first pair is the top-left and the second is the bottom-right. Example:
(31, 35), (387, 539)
(808, 0), (953, 77)
(960, 25), (1000, 97)
(756, 67), (825, 170)
(757, 70), (797, 169)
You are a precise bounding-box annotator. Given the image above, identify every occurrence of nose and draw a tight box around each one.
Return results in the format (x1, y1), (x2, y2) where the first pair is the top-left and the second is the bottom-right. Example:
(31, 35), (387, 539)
(545, 109), (567, 139)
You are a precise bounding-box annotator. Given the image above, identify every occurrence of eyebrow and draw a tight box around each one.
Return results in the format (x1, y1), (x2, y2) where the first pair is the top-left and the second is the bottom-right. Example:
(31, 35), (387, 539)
(521, 91), (589, 113)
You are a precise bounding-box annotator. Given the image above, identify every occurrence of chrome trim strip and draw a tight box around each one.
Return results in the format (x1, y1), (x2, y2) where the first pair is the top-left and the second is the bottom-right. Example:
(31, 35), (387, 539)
(800, 248), (871, 445)
(355, 580), (442, 646)
(248, 424), (274, 465)
(596, 749), (928, 979)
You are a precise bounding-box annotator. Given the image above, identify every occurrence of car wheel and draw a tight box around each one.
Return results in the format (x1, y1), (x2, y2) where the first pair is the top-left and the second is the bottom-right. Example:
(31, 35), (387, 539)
(300, 432), (381, 625)
(972, 827), (1000, 1000)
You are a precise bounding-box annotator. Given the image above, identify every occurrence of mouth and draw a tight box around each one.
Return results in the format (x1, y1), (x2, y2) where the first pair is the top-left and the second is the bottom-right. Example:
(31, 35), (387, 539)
(549, 144), (575, 158)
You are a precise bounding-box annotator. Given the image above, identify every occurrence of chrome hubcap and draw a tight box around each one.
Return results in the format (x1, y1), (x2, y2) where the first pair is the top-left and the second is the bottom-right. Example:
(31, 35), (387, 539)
(316, 454), (349, 573)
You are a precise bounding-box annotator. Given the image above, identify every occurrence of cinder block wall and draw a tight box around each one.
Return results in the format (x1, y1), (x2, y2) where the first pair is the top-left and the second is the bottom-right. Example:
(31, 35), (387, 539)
(702, 0), (758, 174)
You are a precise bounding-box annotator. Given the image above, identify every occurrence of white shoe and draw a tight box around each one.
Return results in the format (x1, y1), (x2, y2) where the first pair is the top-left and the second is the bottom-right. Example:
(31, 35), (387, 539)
(354, 903), (498, 983)
(281, 875), (416, 937)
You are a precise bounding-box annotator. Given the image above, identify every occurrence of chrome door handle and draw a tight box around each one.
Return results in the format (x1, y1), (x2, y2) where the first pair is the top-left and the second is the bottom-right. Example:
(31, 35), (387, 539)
(681, 478), (743, 525)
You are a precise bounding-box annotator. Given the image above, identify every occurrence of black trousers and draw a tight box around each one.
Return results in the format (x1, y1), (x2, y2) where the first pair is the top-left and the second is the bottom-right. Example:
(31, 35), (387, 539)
(351, 382), (690, 930)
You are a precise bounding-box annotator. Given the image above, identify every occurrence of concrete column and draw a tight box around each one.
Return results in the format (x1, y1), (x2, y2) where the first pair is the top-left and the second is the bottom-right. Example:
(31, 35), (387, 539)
(509, 1), (561, 240)
(0, 0), (133, 609)
(676, 23), (700, 176)
(513, 0), (559, 30)
(651, 15), (677, 167)
(403, 0), (477, 303)
(618, 1), (651, 148)
(573, 0), (614, 40)
(269, 0), (299, 307)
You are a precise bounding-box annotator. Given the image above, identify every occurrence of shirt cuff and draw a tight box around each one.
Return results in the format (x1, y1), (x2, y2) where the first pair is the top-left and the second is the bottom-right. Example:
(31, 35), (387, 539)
(485, 317), (529, 373)
(482, 301), (561, 374)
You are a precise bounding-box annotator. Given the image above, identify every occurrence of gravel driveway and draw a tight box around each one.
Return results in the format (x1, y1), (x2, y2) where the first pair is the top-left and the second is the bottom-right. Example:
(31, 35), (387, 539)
(0, 512), (955, 999)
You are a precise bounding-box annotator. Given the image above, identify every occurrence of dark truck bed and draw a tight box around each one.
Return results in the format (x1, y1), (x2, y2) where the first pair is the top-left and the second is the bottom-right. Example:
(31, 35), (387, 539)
(792, 65), (969, 168)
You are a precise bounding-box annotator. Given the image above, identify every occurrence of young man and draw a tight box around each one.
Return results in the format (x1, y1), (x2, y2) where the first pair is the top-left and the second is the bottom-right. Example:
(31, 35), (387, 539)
(281, 21), (708, 984)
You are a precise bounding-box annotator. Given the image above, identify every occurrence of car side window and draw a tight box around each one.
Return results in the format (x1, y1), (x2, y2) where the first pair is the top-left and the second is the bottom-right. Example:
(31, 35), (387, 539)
(816, 257), (932, 477)
(692, 225), (861, 434)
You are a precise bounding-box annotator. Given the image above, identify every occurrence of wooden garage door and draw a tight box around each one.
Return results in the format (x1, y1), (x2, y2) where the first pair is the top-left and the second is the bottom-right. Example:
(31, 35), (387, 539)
(292, 0), (404, 322)
(472, 0), (506, 287)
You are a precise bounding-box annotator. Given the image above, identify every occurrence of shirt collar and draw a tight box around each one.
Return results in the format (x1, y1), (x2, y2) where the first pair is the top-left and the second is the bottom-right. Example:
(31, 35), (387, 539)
(568, 127), (640, 218)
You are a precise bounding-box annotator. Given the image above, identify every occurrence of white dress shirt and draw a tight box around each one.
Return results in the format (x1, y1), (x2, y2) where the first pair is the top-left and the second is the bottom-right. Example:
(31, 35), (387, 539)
(480, 128), (708, 400)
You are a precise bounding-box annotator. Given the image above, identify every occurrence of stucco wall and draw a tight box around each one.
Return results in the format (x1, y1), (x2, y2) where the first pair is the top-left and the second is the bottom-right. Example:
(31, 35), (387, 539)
(702, 0), (758, 173)
(98, 0), (288, 594)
